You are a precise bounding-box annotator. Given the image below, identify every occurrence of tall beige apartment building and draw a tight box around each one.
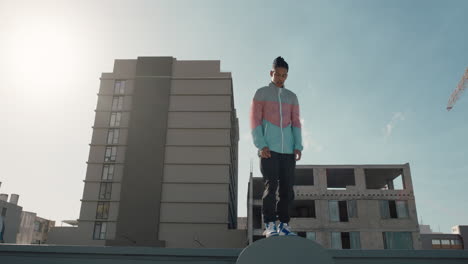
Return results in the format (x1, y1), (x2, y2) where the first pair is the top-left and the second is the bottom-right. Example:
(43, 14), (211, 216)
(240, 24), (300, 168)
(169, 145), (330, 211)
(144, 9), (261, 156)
(48, 57), (246, 248)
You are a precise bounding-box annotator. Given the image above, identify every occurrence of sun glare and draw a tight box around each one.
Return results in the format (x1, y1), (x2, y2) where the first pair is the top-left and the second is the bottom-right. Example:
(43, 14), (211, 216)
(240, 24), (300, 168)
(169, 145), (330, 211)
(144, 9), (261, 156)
(4, 20), (80, 100)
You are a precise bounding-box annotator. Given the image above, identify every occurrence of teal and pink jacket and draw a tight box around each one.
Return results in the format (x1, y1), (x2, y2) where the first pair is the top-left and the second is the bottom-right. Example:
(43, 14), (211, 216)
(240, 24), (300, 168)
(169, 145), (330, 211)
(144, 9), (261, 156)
(250, 82), (303, 154)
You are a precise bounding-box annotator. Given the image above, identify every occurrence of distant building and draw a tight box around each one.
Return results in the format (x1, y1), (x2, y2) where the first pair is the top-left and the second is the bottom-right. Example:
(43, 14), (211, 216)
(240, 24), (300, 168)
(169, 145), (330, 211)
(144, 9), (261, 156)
(420, 225), (467, 250)
(237, 217), (247, 230)
(48, 57), (246, 248)
(0, 182), (54, 244)
(0, 191), (22, 243)
(247, 163), (422, 249)
(16, 212), (55, 244)
(419, 224), (434, 234)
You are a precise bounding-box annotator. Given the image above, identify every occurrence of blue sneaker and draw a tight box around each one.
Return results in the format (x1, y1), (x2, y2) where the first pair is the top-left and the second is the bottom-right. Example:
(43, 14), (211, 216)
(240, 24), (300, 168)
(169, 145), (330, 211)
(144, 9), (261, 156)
(263, 222), (279, 237)
(278, 222), (297, 236)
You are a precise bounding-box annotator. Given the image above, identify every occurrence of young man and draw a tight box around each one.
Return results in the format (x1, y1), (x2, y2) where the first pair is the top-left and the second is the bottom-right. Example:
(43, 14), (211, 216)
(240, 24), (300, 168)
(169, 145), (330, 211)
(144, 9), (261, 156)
(250, 56), (303, 237)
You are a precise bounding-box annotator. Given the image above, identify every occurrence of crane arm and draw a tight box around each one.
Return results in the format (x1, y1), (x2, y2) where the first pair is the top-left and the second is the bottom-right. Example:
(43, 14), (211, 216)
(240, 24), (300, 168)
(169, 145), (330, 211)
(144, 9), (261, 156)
(447, 68), (468, 111)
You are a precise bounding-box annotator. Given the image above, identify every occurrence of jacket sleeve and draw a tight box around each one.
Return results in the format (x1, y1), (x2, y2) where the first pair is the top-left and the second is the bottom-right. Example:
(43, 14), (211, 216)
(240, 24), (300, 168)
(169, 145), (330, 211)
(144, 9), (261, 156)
(291, 94), (303, 151)
(250, 90), (268, 150)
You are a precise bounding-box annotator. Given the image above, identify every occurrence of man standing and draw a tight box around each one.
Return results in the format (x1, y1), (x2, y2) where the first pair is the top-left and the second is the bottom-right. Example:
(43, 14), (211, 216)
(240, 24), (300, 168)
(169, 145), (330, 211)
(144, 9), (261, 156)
(250, 56), (303, 237)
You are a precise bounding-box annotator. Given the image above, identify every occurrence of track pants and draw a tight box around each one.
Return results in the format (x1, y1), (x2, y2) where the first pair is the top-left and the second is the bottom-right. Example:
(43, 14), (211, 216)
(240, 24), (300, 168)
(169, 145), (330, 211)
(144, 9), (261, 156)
(260, 151), (296, 223)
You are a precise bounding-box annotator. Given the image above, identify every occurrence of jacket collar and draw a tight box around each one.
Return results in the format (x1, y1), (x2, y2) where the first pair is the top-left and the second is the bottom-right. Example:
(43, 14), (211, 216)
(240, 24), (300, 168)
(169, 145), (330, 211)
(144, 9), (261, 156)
(269, 82), (286, 89)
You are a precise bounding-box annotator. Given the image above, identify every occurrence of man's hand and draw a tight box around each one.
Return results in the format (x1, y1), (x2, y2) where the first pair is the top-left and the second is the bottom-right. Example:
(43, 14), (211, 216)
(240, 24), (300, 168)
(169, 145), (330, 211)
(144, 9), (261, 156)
(294, 149), (302, 161)
(260, 147), (271, 159)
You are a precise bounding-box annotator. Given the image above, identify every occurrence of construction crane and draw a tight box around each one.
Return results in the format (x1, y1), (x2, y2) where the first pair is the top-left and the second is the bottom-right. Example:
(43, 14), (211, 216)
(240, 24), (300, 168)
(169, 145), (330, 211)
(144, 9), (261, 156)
(447, 67), (468, 111)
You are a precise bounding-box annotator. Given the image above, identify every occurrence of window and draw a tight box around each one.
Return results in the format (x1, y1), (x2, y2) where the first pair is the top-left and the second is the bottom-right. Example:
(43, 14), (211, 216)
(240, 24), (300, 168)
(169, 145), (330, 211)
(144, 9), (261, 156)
(253, 206), (262, 229)
(99, 183), (112, 200)
(297, 232), (307, 238)
(365, 168), (405, 190)
(331, 232), (341, 249)
(380, 200), (408, 219)
(389, 201), (397, 218)
(33, 221), (41, 232)
(252, 179), (263, 200)
(329, 200), (357, 222)
(106, 129), (120, 144)
(396, 201), (409, 218)
(327, 168), (355, 190)
(102, 164), (115, 180)
(290, 200), (316, 218)
(329, 201), (346, 221)
(114, 80), (126, 94)
(109, 112), (122, 127)
(306, 232), (316, 241)
(441, 239), (450, 249)
(338, 201), (349, 222)
(295, 169), (314, 185)
(432, 239), (442, 249)
(93, 222), (107, 240)
(112, 96), (124, 110)
(347, 200), (358, 218)
(383, 232), (413, 249)
(331, 232), (360, 249)
(1, 207), (6, 217)
(349, 232), (361, 249)
(341, 232), (351, 249)
(451, 239), (463, 249)
(31, 239), (42, 244)
(432, 238), (463, 249)
(96, 202), (110, 219)
(104, 147), (117, 162)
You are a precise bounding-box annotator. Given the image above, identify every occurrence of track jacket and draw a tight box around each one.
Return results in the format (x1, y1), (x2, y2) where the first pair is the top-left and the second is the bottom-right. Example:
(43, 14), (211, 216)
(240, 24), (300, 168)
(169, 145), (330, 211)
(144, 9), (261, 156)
(250, 82), (303, 154)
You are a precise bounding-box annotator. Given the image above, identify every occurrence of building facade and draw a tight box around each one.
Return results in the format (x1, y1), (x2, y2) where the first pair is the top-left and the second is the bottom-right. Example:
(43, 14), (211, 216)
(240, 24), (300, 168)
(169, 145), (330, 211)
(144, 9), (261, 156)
(0, 192), (22, 243)
(16, 212), (55, 244)
(247, 163), (422, 249)
(0, 183), (54, 244)
(420, 225), (467, 250)
(48, 57), (246, 248)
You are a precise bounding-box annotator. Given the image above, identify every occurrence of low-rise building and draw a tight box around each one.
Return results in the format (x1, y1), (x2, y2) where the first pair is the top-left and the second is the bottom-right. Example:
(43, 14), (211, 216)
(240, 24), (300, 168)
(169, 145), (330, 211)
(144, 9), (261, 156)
(247, 163), (422, 249)
(0, 182), (55, 244)
(0, 193), (22, 243)
(421, 225), (467, 250)
(16, 211), (55, 244)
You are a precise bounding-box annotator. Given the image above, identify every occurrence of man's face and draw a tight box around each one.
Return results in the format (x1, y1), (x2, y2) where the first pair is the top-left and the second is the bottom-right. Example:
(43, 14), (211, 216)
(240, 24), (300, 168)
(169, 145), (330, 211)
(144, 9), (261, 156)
(270, 67), (288, 87)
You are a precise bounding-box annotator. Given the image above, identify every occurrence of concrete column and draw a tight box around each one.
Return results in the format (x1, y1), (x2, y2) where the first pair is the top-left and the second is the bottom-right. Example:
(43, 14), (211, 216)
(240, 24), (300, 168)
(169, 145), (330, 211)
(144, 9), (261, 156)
(402, 163), (414, 191)
(316, 168), (327, 193)
(317, 200), (329, 228)
(354, 168), (367, 191)
(107, 57), (172, 247)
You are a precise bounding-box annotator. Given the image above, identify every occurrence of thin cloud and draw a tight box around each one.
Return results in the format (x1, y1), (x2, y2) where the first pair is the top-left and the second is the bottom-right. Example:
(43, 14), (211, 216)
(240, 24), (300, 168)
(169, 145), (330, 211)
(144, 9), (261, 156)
(383, 112), (405, 139)
(240, 132), (251, 142)
(301, 118), (323, 153)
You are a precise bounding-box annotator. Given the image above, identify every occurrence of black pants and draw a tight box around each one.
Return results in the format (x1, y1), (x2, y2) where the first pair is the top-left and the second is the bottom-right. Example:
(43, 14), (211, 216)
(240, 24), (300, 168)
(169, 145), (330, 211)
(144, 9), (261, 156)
(260, 151), (296, 223)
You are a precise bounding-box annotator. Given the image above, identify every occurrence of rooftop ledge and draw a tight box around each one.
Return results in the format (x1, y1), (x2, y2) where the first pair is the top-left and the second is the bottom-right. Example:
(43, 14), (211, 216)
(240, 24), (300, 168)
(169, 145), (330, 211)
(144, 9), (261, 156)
(1, 243), (468, 264)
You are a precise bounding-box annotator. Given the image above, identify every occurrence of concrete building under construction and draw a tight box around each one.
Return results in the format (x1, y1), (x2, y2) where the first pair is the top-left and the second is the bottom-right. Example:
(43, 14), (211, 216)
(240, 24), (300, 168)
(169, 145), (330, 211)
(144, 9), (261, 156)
(247, 163), (422, 249)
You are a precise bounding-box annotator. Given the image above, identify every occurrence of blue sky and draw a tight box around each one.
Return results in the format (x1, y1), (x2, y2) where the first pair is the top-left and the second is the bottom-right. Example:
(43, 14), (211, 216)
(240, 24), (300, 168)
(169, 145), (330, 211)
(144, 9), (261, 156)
(0, 0), (467, 232)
